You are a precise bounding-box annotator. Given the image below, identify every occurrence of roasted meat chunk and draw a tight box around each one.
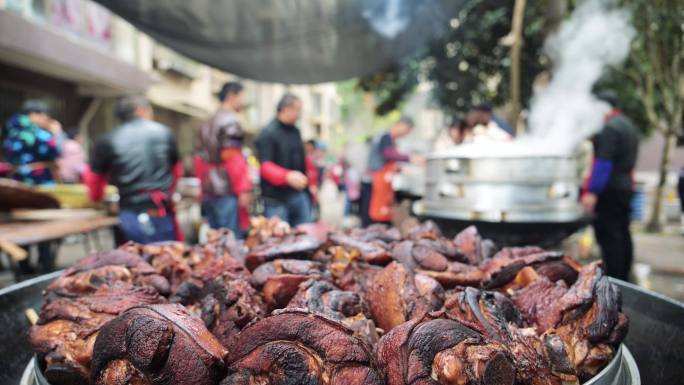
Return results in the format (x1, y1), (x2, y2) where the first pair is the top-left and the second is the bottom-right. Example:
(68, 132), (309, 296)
(46, 250), (170, 297)
(29, 283), (164, 385)
(169, 248), (262, 347)
(453, 226), (498, 265)
(328, 232), (393, 265)
(171, 274), (265, 348)
(542, 262), (629, 381)
(376, 312), (516, 385)
(222, 309), (383, 385)
(366, 261), (444, 332)
(480, 247), (566, 289)
(287, 279), (379, 345)
(445, 287), (567, 385)
(512, 274), (570, 332)
(330, 260), (382, 295)
(354, 223), (402, 243)
(250, 259), (325, 310)
(120, 241), (195, 292)
(287, 279), (366, 318)
(392, 239), (481, 288)
(92, 304), (227, 385)
(244, 216), (294, 248)
(245, 234), (323, 270)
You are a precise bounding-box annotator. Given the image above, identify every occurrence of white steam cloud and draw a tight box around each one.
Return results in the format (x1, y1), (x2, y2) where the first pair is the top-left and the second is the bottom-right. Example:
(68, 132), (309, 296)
(363, 0), (410, 38)
(527, 0), (635, 153)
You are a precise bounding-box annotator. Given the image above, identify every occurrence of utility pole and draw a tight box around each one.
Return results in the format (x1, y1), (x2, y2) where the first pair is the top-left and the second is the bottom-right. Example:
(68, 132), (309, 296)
(510, 0), (526, 135)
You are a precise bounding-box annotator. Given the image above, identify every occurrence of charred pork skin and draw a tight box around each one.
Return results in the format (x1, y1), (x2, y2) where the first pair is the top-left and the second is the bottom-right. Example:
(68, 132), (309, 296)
(30, 283), (164, 385)
(328, 233), (393, 265)
(250, 259), (326, 310)
(221, 309), (383, 385)
(245, 234), (323, 270)
(453, 226), (498, 265)
(120, 241), (195, 292)
(171, 274), (265, 348)
(169, 248), (263, 347)
(511, 274), (570, 333)
(480, 248), (567, 289)
(366, 261), (444, 332)
(392, 239), (482, 288)
(91, 304), (227, 385)
(287, 279), (379, 345)
(353, 223), (402, 243)
(376, 311), (516, 385)
(542, 262), (629, 381)
(287, 279), (366, 319)
(46, 250), (171, 298)
(444, 288), (569, 385)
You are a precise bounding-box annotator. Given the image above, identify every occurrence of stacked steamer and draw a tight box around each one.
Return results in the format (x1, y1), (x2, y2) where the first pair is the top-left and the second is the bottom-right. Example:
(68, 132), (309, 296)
(29, 218), (628, 385)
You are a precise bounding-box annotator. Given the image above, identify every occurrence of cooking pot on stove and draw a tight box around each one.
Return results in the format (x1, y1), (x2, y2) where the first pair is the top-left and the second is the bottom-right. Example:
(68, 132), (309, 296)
(417, 148), (584, 223)
(414, 147), (588, 245)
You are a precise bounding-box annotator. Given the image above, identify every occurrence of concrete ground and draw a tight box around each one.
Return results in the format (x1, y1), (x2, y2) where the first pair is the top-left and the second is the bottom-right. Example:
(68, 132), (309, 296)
(2, 181), (683, 304)
(631, 228), (684, 302)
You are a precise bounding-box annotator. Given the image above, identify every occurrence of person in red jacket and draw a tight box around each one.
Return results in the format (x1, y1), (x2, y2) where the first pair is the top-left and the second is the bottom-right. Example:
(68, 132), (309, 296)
(194, 82), (252, 236)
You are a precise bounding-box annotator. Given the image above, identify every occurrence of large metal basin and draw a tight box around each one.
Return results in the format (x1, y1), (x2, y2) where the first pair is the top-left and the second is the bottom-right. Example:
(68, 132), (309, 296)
(1, 274), (681, 385)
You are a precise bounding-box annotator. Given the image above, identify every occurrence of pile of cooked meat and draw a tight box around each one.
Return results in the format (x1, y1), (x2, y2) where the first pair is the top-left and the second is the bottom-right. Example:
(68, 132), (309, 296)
(29, 219), (628, 385)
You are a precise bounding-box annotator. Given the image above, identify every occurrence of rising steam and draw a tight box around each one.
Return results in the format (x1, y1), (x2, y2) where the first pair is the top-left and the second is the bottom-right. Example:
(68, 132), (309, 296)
(527, 0), (635, 153)
(443, 0), (635, 158)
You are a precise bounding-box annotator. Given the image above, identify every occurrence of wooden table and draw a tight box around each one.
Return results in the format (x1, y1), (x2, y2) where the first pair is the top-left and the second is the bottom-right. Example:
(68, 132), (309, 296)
(0, 210), (119, 282)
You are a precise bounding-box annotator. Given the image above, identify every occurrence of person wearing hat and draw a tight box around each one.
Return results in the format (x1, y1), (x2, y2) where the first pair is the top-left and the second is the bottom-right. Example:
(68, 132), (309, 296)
(194, 81), (252, 236)
(3, 100), (64, 185)
(581, 90), (640, 281)
(362, 116), (425, 226)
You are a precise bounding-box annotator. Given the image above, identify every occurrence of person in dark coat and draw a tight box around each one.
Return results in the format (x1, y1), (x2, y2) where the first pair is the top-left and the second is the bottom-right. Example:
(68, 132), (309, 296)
(87, 96), (182, 244)
(581, 91), (640, 281)
(256, 94), (313, 226)
(679, 166), (684, 235)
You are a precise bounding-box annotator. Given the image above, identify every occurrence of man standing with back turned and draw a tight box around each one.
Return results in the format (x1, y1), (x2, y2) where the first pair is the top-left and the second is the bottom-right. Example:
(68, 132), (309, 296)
(581, 91), (639, 281)
(87, 96), (182, 244)
(256, 94), (313, 226)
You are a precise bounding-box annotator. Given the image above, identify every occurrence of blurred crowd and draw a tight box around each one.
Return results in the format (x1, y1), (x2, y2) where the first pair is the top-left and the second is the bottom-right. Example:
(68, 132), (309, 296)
(2, 83), (682, 284)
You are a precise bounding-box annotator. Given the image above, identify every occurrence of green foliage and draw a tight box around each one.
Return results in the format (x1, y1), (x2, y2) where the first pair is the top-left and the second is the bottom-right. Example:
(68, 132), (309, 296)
(358, 0), (549, 117)
(358, 59), (421, 116)
(599, 0), (684, 136)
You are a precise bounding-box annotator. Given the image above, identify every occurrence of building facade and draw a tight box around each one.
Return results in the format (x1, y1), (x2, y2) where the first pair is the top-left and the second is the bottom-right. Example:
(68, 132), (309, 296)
(0, 0), (341, 168)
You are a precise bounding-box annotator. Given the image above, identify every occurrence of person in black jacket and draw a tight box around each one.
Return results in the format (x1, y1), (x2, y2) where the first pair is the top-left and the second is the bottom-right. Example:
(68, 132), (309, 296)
(581, 91), (640, 281)
(256, 94), (312, 226)
(87, 96), (182, 244)
(679, 166), (684, 235)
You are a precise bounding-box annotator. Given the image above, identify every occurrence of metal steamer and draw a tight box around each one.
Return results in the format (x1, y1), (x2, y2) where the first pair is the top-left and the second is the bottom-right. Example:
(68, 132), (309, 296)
(415, 150), (587, 245)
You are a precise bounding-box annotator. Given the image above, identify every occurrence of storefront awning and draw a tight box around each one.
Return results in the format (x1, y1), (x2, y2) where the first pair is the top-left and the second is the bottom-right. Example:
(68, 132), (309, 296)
(92, 0), (466, 84)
